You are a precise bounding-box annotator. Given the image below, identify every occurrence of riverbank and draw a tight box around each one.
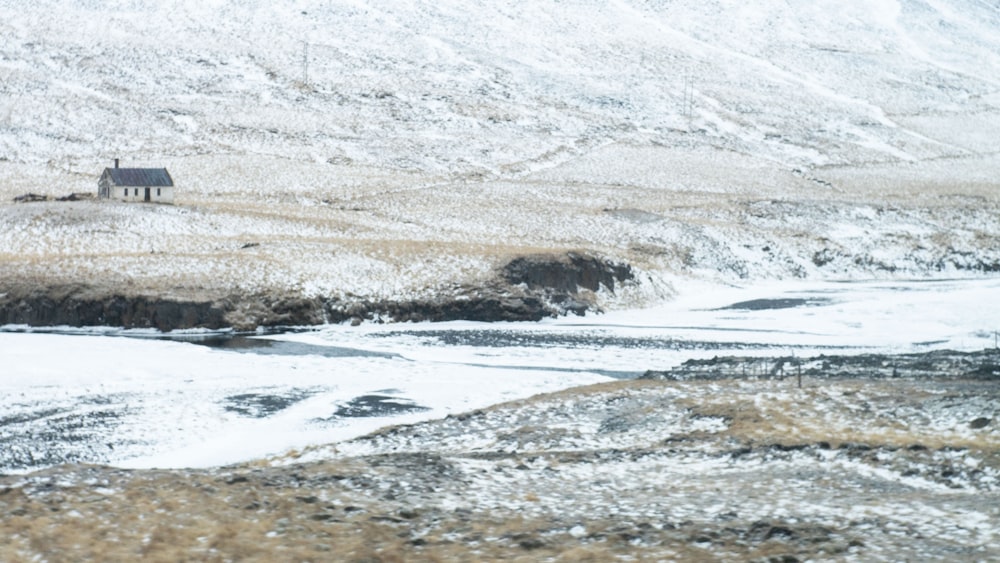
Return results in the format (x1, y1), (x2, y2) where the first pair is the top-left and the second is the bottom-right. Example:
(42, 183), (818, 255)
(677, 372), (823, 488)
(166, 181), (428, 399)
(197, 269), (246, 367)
(3, 278), (998, 560)
(2, 363), (997, 562)
(3, 277), (999, 474)
(0, 252), (634, 330)
(4, 151), (1000, 334)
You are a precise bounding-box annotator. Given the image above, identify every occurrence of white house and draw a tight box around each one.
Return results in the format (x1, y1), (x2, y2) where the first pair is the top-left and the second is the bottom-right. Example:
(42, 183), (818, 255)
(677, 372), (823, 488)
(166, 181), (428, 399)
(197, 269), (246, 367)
(98, 160), (175, 203)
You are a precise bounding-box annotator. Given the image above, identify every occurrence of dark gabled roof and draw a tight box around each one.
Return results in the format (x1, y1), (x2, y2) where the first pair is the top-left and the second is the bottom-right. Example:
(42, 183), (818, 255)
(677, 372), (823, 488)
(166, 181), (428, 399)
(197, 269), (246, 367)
(103, 168), (173, 187)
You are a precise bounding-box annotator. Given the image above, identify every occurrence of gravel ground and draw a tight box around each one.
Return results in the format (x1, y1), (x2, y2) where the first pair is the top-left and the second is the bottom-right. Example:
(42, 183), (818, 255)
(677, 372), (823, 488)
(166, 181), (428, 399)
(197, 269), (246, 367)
(1, 355), (997, 562)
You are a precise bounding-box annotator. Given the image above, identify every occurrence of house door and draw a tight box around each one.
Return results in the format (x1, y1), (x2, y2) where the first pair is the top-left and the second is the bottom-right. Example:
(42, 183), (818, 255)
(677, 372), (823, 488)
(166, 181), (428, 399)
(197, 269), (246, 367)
(144, 188), (151, 202)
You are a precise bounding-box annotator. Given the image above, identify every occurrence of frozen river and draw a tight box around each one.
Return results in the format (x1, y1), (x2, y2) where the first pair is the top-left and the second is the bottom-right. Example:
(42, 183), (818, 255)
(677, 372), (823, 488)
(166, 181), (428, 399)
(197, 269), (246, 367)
(2, 278), (998, 473)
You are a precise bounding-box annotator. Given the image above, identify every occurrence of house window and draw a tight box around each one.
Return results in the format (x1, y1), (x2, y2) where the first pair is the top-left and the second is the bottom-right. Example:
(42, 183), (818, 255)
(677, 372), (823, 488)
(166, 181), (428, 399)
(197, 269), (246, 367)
(157, 188), (161, 196)
(135, 188), (139, 196)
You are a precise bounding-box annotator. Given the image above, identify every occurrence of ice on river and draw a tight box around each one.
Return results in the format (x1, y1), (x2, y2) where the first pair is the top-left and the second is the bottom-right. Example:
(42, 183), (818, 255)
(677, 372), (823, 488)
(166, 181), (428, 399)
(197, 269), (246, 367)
(1, 278), (998, 473)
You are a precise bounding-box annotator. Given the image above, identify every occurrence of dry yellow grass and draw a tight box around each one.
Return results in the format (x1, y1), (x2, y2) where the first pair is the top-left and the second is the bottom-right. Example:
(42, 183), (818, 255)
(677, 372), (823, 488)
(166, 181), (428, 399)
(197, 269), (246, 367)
(4, 146), (999, 308)
(1, 375), (997, 562)
(669, 378), (999, 452)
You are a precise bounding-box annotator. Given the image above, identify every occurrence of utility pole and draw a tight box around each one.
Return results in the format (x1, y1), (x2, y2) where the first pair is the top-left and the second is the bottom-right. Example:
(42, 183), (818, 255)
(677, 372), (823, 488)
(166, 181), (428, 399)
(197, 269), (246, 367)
(793, 351), (801, 389)
(682, 70), (694, 130)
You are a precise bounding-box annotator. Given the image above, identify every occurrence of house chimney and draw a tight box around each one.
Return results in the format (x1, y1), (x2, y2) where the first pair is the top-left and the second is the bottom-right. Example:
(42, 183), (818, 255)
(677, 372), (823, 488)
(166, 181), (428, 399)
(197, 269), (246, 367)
(114, 158), (119, 168)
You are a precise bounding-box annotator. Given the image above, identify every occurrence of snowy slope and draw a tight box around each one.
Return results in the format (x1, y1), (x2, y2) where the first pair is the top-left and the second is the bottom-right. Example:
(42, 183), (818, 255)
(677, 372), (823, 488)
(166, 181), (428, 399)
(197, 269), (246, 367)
(3, 0), (999, 171)
(1, 0), (999, 305)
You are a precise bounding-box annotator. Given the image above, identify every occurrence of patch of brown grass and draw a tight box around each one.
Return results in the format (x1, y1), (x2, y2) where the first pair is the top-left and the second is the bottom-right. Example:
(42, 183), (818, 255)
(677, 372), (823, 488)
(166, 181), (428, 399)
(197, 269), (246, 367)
(2, 377), (996, 562)
(669, 378), (999, 451)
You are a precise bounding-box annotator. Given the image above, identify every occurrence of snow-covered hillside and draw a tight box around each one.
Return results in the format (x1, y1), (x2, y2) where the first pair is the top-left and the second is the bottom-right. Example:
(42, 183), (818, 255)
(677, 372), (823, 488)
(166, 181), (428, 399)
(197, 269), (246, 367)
(4, 0), (1000, 171)
(1, 0), (999, 312)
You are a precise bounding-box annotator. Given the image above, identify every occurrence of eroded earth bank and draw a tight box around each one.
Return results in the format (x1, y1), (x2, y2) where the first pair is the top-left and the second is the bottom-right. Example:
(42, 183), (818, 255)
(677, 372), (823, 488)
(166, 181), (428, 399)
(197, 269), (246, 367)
(3, 189), (999, 332)
(0, 252), (634, 329)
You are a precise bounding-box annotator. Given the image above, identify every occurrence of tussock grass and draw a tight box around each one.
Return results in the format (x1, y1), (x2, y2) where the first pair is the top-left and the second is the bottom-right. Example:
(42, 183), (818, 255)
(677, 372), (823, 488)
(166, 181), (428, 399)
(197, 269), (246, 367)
(668, 378), (1000, 452)
(4, 152), (999, 306)
(1, 376), (997, 562)
(0, 471), (712, 562)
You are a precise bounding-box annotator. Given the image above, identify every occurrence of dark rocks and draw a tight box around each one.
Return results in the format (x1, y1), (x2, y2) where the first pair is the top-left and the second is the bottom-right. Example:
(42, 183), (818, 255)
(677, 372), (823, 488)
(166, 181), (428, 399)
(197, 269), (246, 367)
(0, 285), (229, 331)
(13, 193), (48, 203)
(502, 251), (633, 296)
(511, 535), (545, 550)
(328, 293), (552, 324)
(323, 251), (635, 324)
(643, 350), (1000, 381)
(309, 512), (338, 522)
(970, 417), (991, 429)
(812, 249), (835, 267)
(398, 509), (419, 519)
(768, 443), (810, 452)
(55, 193), (94, 202)
(758, 524), (796, 541)
(13, 192), (95, 203)
(228, 295), (327, 329)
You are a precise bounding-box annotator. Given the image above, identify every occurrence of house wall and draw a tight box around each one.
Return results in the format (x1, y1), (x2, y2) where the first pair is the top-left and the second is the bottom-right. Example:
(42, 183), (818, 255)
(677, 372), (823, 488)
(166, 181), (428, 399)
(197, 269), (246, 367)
(155, 186), (175, 204)
(112, 185), (175, 204)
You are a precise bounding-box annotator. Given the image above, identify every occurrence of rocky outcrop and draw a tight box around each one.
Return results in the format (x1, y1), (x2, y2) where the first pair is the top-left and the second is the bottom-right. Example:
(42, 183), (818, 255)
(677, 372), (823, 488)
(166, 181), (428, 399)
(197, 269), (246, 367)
(321, 252), (634, 325)
(12, 193), (48, 203)
(12, 192), (96, 203)
(502, 251), (633, 295)
(0, 285), (230, 331)
(55, 193), (96, 202)
(225, 295), (328, 330)
(642, 349), (1000, 381)
(323, 292), (551, 325)
(0, 252), (636, 331)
